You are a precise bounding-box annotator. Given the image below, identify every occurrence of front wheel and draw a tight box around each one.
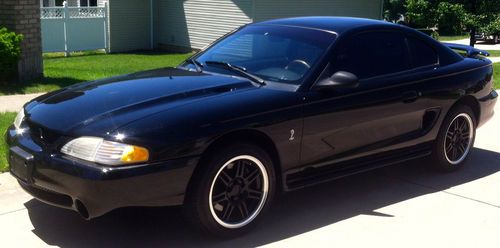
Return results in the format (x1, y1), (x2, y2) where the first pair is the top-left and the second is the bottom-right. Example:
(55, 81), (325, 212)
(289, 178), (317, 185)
(431, 105), (476, 171)
(184, 144), (276, 236)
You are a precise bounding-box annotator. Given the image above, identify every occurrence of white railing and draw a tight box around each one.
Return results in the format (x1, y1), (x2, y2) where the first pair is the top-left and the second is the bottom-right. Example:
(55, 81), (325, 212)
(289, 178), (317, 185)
(68, 7), (106, 18)
(40, 3), (109, 54)
(41, 7), (64, 19)
(41, 6), (106, 19)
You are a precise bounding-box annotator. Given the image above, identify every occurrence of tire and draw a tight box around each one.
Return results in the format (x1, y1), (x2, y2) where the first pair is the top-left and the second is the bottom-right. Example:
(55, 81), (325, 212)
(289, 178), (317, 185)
(431, 105), (476, 172)
(184, 143), (276, 237)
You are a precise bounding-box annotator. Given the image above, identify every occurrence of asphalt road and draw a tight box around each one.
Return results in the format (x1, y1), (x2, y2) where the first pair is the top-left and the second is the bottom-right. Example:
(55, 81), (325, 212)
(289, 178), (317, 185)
(0, 99), (499, 247)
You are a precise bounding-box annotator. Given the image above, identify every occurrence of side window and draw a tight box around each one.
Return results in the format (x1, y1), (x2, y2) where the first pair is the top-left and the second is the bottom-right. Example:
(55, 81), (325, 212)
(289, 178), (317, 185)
(407, 37), (438, 68)
(333, 31), (410, 79)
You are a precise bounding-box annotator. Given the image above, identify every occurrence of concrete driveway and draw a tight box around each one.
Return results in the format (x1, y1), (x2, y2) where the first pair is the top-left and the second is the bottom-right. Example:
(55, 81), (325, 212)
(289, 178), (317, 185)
(0, 102), (499, 247)
(447, 39), (500, 50)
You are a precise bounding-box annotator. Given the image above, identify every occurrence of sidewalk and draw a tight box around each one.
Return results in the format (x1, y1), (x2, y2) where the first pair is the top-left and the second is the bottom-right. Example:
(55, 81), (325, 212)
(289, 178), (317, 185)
(0, 93), (45, 113)
(489, 57), (500, 63)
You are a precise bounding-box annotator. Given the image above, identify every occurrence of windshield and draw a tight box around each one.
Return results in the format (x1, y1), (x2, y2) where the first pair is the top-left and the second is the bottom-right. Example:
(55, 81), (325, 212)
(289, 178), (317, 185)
(186, 25), (336, 85)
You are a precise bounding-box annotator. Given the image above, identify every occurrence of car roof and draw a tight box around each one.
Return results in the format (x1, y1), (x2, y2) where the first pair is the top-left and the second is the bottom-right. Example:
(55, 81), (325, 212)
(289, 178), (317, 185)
(253, 17), (463, 67)
(255, 16), (398, 34)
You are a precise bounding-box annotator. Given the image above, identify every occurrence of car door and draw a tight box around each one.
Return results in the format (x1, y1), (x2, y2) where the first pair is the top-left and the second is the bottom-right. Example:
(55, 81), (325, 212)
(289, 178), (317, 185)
(299, 30), (432, 168)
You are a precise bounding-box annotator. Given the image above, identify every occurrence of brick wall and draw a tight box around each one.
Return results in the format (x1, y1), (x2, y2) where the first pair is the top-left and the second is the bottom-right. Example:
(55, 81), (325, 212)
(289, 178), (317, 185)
(0, 0), (43, 82)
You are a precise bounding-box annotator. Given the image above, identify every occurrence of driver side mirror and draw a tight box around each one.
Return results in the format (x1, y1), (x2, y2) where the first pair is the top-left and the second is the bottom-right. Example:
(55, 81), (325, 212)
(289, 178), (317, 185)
(314, 71), (359, 90)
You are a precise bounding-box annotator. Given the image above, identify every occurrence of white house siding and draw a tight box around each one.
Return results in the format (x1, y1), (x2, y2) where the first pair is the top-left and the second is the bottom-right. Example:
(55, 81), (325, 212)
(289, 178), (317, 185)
(108, 0), (152, 52)
(157, 0), (382, 51)
(158, 0), (252, 50)
(253, 0), (383, 21)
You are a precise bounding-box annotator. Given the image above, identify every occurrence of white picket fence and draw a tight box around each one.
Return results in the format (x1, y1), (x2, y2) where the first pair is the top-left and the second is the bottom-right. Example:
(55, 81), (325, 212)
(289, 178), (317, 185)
(40, 3), (109, 54)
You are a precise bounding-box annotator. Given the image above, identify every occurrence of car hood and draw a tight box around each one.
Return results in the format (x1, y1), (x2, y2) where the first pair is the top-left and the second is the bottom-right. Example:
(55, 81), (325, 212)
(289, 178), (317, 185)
(24, 67), (255, 135)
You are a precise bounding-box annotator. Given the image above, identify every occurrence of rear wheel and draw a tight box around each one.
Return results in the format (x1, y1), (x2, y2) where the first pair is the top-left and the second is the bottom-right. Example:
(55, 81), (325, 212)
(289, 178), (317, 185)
(431, 105), (476, 171)
(184, 144), (275, 236)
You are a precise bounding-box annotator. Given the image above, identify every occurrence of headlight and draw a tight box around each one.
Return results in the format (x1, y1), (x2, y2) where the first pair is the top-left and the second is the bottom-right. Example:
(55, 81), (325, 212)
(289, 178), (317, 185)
(13, 108), (25, 130)
(61, 137), (149, 165)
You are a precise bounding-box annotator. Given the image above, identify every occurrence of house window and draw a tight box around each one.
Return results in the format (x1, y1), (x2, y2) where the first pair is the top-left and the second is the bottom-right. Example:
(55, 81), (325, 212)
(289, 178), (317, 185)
(80, 0), (98, 6)
(42, 0), (50, 7)
(55, 0), (64, 6)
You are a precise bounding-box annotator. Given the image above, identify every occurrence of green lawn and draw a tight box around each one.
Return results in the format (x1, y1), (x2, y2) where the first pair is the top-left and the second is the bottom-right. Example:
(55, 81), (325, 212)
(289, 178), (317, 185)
(0, 112), (16, 172)
(487, 50), (500, 57)
(439, 35), (470, 41)
(0, 52), (192, 96)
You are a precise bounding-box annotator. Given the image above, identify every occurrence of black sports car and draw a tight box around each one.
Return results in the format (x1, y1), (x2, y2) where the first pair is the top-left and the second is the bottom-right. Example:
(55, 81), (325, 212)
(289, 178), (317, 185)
(6, 17), (497, 236)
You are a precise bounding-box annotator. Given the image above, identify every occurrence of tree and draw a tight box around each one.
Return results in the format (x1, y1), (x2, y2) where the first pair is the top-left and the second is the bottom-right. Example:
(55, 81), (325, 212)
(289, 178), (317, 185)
(482, 14), (500, 39)
(386, 0), (500, 46)
(384, 0), (406, 23)
(449, 0), (500, 46)
(405, 0), (438, 28)
(436, 2), (466, 35)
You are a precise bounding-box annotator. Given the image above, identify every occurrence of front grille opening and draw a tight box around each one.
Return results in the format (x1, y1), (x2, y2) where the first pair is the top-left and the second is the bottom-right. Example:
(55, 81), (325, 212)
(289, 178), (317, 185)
(20, 183), (73, 207)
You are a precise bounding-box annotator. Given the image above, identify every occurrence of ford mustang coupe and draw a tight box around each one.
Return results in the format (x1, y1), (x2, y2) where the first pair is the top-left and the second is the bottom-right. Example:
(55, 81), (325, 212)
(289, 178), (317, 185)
(7, 17), (497, 236)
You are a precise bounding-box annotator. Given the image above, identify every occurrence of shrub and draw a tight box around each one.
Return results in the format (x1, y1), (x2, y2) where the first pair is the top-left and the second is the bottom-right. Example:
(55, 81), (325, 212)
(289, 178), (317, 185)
(417, 28), (440, 40)
(0, 27), (23, 82)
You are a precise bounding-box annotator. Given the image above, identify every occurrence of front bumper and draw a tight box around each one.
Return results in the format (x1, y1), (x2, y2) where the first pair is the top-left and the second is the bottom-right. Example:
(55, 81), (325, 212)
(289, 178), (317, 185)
(6, 126), (197, 219)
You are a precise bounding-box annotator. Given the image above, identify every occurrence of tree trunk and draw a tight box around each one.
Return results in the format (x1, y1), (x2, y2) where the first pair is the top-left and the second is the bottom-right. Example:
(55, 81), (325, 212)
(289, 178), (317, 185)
(469, 0), (477, 47)
(469, 28), (476, 47)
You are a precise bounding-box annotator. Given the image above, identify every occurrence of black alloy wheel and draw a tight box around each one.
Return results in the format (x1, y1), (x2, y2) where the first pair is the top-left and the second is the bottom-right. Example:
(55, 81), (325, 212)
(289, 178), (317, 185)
(444, 113), (474, 165)
(184, 143), (275, 236)
(431, 105), (476, 171)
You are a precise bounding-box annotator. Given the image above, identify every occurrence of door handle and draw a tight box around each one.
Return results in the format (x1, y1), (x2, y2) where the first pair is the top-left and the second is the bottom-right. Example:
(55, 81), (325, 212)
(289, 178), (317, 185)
(401, 91), (420, 103)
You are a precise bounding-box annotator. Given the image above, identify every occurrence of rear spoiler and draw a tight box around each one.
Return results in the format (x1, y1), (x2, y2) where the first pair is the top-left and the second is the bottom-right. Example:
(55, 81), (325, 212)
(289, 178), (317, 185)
(442, 43), (490, 57)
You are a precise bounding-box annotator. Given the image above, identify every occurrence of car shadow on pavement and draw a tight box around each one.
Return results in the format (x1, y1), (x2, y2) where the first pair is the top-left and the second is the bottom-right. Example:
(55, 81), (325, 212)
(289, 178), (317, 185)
(25, 147), (500, 247)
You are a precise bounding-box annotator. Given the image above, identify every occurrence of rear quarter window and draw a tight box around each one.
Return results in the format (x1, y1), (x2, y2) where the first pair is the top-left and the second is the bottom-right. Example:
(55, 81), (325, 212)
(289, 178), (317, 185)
(407, 37), (438, 67)
(333, 31), (411, 79)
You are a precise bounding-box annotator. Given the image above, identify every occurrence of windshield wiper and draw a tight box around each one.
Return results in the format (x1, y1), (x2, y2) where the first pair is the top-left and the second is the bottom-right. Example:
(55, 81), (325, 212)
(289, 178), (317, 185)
(204, 60), (266, 85)
(186, 58), (203, 72)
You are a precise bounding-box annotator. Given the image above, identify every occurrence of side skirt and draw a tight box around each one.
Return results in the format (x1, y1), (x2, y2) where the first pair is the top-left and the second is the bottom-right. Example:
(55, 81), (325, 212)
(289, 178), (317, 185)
(284, 142), (432, 191)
